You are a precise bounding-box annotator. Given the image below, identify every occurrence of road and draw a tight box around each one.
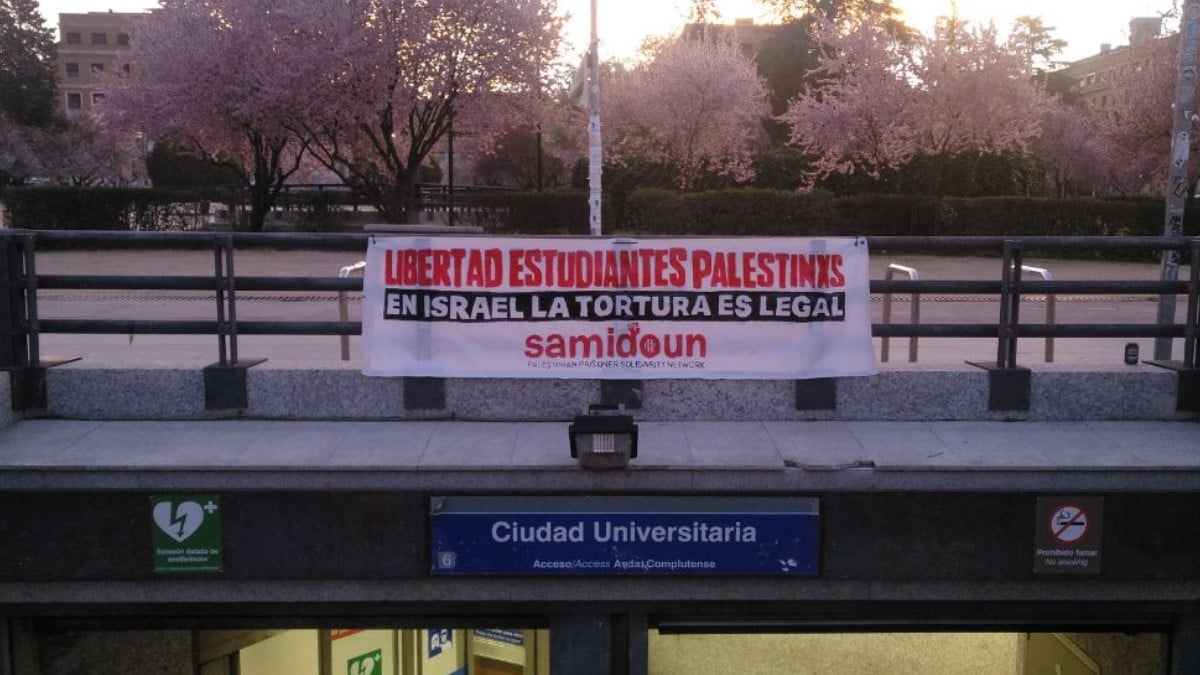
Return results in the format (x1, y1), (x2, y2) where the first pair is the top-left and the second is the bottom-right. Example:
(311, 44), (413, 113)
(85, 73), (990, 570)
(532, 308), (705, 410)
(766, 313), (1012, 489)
(28, 250), (1193, 369)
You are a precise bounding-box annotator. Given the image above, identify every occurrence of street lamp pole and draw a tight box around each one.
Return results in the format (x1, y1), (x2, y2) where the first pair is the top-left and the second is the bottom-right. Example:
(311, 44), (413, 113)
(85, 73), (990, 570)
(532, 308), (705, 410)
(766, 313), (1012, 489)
(1156, 1), (1200, 360)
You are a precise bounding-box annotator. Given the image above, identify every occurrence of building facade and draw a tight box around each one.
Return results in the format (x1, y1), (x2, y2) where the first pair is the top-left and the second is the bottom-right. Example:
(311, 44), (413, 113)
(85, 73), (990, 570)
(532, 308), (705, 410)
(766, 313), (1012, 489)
(55, 11), (143, 116)
(1059, 16), (1164, 110)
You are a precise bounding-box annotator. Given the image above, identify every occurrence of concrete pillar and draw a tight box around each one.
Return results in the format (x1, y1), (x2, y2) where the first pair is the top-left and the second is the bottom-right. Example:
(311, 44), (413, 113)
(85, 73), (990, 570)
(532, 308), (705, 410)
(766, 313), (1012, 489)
(549, 613), (647, 675)
(615, 613), (648, 675)
(1171, 615), (1200, 675)
(0, 616), (10, 675)
(550, 614), (609, 675)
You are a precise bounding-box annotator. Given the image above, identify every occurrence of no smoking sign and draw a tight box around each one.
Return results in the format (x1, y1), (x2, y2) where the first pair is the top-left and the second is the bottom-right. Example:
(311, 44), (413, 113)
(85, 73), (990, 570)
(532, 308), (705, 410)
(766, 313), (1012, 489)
(1035, 496), (1103, 574)
(1050, 505), (1088, 543)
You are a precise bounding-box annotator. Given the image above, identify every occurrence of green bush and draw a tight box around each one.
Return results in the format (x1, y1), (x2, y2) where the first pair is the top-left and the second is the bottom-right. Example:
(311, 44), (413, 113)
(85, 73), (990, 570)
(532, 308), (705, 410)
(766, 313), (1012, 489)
(0, 186), (218, 231)
(624, 188), (839, 235)
(833, 194), (941, 236)
(459, 189), (610, 234)
(621, 190), (1194, 242)
(939, 197), (1165, 237)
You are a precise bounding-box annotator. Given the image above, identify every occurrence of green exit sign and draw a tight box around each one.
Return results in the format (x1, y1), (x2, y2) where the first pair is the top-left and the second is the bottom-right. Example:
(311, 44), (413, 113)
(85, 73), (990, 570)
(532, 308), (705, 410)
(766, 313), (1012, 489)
(348, 649), (383, 675)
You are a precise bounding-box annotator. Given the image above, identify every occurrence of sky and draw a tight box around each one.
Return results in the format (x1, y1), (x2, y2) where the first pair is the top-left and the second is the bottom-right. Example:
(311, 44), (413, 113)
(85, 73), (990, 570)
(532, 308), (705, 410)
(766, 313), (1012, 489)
(38, 0), (1173, 64)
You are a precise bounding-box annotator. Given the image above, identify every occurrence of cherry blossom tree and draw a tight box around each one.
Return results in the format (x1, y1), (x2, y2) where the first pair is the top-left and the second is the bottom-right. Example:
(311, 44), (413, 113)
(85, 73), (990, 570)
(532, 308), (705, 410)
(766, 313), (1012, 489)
(0, 108), (41, 185)
(1029, 103), (1106, 196)
(107, 0), (310, 230)
(603, 37), (769, 190)
(777, 17), (919, 186)
(916, 20), (1052, 158)
(780, 12), (1052, 190)
(279, 0), (562, 223)
(37, 116), (145, 186)
(1094, 37), (1176, 193)
(472, 92), (582, 188)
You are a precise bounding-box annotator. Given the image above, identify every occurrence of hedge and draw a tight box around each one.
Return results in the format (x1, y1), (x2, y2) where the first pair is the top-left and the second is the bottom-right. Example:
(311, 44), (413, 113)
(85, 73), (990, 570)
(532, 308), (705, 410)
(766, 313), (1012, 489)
(623, 188), (840, 235)
(623, 190), (1199, 240)
(4, 186), (1199, 243)
(0, 186), (240, 231)
(458, 189), (611, 234)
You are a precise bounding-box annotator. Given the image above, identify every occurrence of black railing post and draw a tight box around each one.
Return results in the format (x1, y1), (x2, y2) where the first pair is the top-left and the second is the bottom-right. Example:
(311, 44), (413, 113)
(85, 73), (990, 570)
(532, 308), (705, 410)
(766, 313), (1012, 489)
(996, 240), (1016, 368)
(213, 236), (229, 366)
(212, 234), (240, 366)
(1185, 238), (1199, 370)
(970, 238), (1031, 411)
(21, 234), (40, 368)
(0, 232), (50, 411)
(1007, 243), (1024, 369)
(204, 234), (265, 410)
(0, 233), (29, 369)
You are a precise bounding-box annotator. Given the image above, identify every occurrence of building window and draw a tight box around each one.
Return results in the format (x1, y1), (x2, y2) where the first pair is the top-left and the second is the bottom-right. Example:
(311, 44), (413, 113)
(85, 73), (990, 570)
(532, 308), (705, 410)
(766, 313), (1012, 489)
(91, 32), (107, 45)
(65, 62), (79, 78)
(92, 93), (106, 105)
(90, 63), (104, 76)
(117, 33), (130, 46)
(66, 32), (81, 44)
(66, 93), (82, 110)
(1101, 95), (1107, 108)
(121, 63), (131, 75)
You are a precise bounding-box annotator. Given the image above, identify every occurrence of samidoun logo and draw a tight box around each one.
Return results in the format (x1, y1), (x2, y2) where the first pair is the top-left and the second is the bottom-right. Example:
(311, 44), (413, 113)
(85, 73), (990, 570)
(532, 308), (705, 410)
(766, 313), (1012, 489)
(348, 649), (383, 675)
(153, 499), (215, 542)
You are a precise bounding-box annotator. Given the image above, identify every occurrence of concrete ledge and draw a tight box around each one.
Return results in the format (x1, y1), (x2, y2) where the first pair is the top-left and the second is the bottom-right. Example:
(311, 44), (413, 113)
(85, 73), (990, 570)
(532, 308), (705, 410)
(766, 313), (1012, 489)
(37, 366), (1195, 422)
(448, 378), (597, 421)
(247, 369), (406, 419)
(48, 367), (206, 419)
(1031, 370), (1179, 420)
(837, 371), (989, 421)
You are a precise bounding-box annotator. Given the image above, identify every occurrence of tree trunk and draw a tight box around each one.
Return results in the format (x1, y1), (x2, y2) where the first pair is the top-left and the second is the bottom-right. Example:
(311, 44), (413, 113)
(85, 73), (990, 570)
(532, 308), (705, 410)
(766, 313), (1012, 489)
(377, 170), (421, 224)
(247, 182), (272, 232)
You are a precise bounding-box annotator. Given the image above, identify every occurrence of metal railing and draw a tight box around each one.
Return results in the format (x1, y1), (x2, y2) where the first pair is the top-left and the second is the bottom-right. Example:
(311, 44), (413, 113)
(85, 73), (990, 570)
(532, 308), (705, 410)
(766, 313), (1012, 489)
(1018, 264), (1055, 363)
(0, 232), (1197, 371)
(337, 260), (366, 361)
(880, 263), (920, 363)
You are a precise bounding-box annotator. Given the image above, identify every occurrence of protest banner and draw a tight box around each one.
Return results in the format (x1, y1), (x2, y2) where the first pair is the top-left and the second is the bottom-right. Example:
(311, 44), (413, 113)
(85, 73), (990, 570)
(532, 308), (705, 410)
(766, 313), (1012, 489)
(362, 236), (876, 379)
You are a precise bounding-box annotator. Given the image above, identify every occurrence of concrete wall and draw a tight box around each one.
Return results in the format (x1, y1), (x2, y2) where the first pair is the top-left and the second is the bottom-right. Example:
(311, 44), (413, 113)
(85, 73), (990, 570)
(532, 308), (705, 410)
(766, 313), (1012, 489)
(648, 632), (1024, 675)
(11, 624), (192, 675)
(33, 363), (1188, 423)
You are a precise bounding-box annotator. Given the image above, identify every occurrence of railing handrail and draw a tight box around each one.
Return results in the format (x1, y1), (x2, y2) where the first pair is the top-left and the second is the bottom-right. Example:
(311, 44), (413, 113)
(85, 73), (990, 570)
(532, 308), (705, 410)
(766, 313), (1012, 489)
(1, 232), (1196, 370)
(8, 230), (1199, 248)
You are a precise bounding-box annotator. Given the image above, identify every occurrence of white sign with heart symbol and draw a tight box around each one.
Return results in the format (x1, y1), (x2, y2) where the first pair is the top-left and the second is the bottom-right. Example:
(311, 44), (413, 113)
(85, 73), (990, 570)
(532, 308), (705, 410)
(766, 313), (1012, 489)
(152, 500), (205, 543)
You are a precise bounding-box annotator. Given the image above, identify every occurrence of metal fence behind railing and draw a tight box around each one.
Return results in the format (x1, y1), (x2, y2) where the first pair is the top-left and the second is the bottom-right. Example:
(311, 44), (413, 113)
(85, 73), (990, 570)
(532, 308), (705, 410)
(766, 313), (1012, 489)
(1, 233), (1197, 372)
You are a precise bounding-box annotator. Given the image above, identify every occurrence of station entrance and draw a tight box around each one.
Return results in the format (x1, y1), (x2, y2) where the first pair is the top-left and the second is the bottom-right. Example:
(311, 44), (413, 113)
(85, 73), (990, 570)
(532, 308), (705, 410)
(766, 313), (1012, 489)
(5, 621), (1173, 674)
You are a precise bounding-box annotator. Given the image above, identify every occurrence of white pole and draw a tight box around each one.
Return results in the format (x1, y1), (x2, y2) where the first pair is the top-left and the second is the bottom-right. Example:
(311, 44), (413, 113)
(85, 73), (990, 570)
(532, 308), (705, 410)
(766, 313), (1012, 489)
(587, 0), (602, 236)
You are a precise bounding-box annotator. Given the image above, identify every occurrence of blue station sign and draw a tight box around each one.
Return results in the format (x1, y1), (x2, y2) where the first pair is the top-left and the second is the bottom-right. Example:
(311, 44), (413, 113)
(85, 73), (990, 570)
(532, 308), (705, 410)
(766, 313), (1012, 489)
(430, 496), (819, 576)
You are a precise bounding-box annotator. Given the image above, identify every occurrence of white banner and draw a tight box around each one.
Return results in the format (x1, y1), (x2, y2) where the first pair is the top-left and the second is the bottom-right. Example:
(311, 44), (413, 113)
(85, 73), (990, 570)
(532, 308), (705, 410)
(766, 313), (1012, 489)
(362, 236), (877, 379)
